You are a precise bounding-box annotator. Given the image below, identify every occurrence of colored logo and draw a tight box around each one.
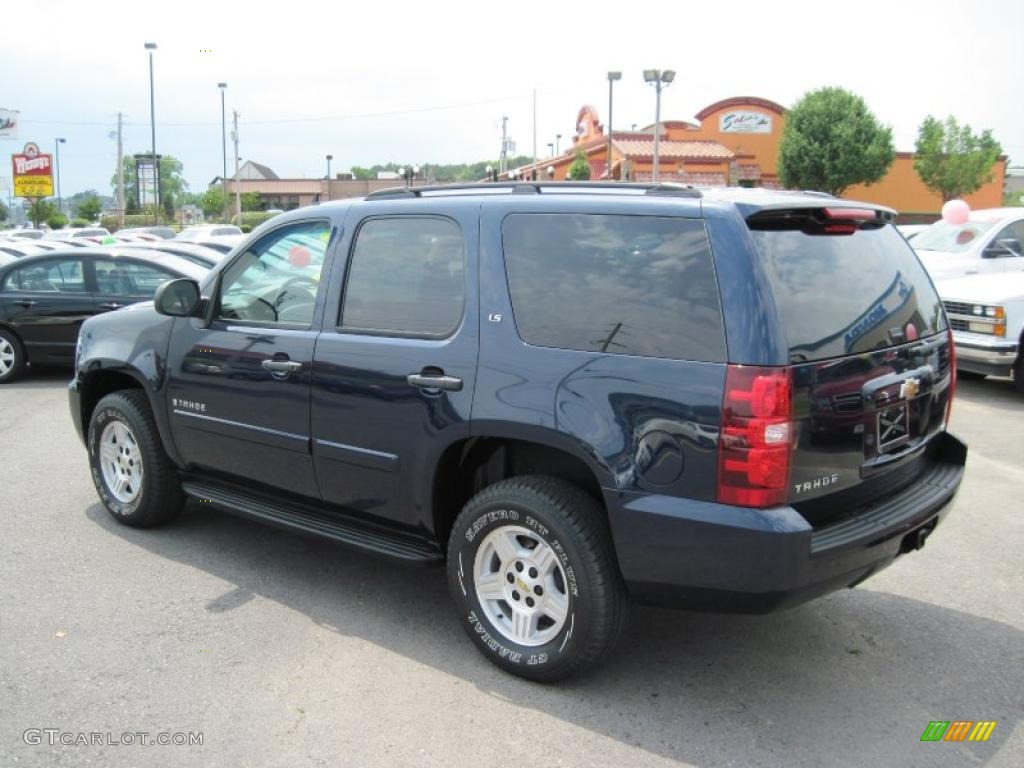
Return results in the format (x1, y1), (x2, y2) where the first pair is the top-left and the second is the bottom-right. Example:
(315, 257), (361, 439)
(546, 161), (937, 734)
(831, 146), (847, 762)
(920, 721), (997, 742)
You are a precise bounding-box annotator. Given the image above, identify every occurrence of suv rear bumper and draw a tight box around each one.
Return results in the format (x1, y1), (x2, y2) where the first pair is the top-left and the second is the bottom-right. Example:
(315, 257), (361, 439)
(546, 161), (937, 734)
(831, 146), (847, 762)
(606, 431), (966, 613)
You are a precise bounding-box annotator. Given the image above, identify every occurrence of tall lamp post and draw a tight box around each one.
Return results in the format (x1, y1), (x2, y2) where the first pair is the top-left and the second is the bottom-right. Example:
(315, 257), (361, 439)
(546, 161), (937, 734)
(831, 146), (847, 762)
(606, 71), (621, 180)
(144, 42), (158, 220)
(54, 137), (66, 220)
(218, 82), (228, 221)
(555, 133), (562, 155)
(643, 69), (675, 181)
(325, 154), (333, 200)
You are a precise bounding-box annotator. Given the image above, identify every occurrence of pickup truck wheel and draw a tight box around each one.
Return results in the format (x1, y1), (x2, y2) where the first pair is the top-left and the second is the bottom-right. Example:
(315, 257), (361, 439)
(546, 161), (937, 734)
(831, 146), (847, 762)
(446, 475), (628, 681)
(88, 390), (184, 528)
(0, 329), (26, 384)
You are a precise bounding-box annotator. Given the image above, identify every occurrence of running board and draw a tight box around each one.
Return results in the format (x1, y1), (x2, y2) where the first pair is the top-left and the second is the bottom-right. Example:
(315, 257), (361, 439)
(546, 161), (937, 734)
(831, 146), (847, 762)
(181, 480), (443, 565)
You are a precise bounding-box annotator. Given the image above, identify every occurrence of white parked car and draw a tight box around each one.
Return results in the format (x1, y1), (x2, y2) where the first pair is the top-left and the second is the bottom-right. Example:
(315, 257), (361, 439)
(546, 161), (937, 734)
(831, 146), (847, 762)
(896, 223), (930, 241)
(938, 272), (1024, 391)
(176, 225), (242, 241)
(913, 208), (1024, 280)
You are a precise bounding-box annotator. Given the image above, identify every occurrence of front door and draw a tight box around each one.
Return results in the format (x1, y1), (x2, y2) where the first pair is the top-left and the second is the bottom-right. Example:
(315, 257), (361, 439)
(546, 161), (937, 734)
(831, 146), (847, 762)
(0, 256), (93, 362)
(311, 208), (478, 528)
(166, 219), (336, 497)
(92, 257), (180, 312)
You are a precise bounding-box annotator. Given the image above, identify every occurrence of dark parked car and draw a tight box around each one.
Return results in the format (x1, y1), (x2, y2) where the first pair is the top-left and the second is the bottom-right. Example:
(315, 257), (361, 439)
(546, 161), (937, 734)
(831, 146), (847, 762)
(69, 183), (965, 680)
(117, 241), (226, 269)
(0, 248), (205, 382)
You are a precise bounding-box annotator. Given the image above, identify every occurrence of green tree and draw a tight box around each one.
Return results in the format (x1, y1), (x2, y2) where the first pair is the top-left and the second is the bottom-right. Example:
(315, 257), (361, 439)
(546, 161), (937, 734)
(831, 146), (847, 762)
(76, 194), (102, 221)
(28, 199), (57, 228)
(914, 116), (1003, 202)
(201, 187), (226, 218)
(47, 212), (68, 230)
(111, 155), (189, 211)
(240, 191), (264, 212)
(0, 200), (8, 224)
(778, 87), (894, 196)
(568, 148), (591, 180)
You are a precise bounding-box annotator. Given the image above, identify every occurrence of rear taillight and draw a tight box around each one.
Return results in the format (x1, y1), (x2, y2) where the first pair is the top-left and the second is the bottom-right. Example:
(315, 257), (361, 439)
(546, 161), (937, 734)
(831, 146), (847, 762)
(945, 328), (956, 427)
(717, 365), (794, 508)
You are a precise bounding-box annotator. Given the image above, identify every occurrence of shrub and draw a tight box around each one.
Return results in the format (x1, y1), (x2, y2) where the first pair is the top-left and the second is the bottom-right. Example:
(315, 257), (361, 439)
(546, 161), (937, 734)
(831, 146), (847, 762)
(47, 213), (68, 230)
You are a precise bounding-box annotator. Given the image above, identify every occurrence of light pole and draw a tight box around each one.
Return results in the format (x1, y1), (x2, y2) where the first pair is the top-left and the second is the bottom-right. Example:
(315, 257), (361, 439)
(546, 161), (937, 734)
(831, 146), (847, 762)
(607, 72), (621, 180)
(555, 134), (562, 155)
(54, 137), (66, 221)
(546, 142), (554, 157)
(326, 154), (333, 200)
(643, 69), (675, 181)
(144, 42), (158, 219)
(218, 82), (228, 221)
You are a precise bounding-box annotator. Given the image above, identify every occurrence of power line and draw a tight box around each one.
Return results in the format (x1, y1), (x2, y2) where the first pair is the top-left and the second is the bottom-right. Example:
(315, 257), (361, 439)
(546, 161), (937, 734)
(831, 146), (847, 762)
(21, 93), (534, 129)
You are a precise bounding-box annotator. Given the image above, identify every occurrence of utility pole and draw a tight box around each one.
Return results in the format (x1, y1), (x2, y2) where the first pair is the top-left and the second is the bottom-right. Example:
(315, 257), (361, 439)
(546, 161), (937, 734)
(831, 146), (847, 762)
(532, 89), (537, 177)
(232, 110), (241, 224)
(500, 115), (508, 174)
(116, 113), (125, 228)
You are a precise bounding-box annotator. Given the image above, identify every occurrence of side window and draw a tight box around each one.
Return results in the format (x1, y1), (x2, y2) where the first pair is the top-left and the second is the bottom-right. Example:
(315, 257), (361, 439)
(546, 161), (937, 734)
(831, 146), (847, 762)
(94, 260), (174, 297)
(218, 220), (331, 326)
(2, 259), (86, 293)
(341, 216), (465, 337)
(501, 213), (727, 361)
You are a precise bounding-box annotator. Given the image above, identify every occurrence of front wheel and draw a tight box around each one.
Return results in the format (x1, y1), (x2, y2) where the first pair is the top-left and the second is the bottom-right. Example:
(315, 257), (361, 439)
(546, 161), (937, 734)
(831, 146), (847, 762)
(88, 390), (184, 527)
(0, 329), (26, 383)
(446, 476), (628, 681)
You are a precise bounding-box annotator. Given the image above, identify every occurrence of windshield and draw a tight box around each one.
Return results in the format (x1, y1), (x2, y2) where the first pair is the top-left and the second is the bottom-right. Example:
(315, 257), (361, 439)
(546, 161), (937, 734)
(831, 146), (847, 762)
(911, 218), (999, 253)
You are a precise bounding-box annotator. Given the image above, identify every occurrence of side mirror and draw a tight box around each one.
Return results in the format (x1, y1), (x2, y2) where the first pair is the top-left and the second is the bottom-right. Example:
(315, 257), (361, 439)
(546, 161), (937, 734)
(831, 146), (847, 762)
(983, 238), (1024, 258)
(154, 278), (201, 317)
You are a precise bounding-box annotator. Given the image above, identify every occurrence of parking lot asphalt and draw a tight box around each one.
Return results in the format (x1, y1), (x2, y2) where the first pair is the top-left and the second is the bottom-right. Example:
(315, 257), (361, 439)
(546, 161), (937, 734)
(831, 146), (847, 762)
(1, 369), (1021, 768)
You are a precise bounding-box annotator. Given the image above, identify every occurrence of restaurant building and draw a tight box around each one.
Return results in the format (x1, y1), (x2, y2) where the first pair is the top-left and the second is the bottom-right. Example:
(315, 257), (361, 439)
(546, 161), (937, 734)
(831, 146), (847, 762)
(514, 97), (1007, 215)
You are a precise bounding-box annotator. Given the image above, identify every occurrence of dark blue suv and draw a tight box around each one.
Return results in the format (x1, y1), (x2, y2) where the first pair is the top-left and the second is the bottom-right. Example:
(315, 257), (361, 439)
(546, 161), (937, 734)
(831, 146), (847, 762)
(69, 183), (966, 680)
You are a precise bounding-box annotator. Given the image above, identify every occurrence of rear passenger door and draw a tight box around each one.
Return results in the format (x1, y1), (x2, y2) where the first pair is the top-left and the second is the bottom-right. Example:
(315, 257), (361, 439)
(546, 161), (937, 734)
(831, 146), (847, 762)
(92, 258), (179, 311)
(311, 205), (479, 528)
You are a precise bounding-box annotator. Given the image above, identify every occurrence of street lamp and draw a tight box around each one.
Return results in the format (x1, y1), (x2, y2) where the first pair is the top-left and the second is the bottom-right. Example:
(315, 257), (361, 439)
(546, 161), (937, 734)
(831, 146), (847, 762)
(556, 134), (562, 155)
(144, 42), (158, 217)
(218, 82), (227, 220)
(54, 138), (66, 220)
(397, 165), (419, 187)
(643, 69), (675, 181)
(607, 72), (621, 180)
(326, 154), (333, 200)
(546, 142), (554, 157)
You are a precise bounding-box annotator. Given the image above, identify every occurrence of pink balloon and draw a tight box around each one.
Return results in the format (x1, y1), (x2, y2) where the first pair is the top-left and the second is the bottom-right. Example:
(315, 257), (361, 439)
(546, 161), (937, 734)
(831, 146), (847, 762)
(942, 199), (970, 225)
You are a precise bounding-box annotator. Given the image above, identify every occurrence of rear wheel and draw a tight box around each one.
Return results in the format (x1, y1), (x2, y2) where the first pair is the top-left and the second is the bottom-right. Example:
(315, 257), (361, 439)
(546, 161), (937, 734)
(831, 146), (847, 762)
(0, 329), (26, 384)
(88, 390), (184, 527)
(446, 475), (628, 681)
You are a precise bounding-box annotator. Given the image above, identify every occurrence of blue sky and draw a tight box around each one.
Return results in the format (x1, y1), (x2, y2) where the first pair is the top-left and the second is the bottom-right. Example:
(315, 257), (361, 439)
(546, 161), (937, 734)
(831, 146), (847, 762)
(3, 0), (1022, 199)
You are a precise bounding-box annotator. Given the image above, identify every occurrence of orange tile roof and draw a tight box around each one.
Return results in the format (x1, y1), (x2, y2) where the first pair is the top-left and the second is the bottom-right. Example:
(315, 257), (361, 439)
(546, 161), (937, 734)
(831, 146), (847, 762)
(612, 139), (734, 159)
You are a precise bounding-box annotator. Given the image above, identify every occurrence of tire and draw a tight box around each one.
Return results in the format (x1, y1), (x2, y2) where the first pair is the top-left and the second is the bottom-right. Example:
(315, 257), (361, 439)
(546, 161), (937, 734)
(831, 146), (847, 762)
(1014, 355), (1024, 394)
(446, 475), (628, 682)
(87, 390), (184, 528)
(0, 328), (26, 384)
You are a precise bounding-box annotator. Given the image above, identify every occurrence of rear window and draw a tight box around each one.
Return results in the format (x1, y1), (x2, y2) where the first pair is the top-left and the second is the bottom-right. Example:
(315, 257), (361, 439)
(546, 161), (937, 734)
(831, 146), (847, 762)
(750, 223), (946, 362)
(502, 213), (726, 361)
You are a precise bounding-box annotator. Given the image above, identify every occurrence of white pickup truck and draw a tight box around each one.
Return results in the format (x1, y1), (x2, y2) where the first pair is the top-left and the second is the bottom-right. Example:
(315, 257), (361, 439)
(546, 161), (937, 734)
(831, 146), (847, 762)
(937, 272), (1024, 392)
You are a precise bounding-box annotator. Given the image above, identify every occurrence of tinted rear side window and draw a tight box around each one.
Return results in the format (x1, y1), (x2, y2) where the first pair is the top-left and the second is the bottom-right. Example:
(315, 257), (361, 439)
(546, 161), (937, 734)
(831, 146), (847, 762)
(749, 223), (946, 362)
(341, 216), (465, 337)
(502, 214), (726, 361)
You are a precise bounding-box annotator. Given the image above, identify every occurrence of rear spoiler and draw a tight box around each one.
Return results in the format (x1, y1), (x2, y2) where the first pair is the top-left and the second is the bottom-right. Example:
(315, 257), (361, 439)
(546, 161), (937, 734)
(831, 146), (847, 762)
(747, 206), (895, 235)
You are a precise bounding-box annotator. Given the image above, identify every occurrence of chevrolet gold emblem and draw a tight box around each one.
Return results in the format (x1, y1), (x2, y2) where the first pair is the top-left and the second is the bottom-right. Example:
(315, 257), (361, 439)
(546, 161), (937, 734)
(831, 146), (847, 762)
(516, 579), (530, 592)
(900, 377), (920, 399)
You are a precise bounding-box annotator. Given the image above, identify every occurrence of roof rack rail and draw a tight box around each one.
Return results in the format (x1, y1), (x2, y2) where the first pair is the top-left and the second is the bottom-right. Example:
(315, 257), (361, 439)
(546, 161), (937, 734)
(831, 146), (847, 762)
(365, 181), (702, 200)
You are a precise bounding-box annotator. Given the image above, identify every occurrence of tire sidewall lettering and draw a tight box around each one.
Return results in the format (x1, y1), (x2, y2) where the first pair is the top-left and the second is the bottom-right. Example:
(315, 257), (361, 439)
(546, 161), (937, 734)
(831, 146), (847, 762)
(88, 407), (144, 518)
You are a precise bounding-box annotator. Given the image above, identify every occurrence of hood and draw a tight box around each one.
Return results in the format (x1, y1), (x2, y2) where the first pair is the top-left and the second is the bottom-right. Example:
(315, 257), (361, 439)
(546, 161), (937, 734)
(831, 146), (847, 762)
(915, 250), (983, 280)
(936, 272), (1024, 304)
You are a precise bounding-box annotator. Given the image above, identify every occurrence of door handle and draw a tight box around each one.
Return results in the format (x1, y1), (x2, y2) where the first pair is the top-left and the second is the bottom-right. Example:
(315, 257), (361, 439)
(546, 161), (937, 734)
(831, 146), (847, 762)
(407, 372), (463, 391)
(15, 300), (36, 308)
(261, 359), (303, 374)
(98, 302), (123, 310)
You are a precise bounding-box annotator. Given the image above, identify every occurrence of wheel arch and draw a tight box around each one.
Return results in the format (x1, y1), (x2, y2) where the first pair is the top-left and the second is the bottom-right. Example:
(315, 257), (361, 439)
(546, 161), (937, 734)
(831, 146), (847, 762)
(430, 426), (611, 547)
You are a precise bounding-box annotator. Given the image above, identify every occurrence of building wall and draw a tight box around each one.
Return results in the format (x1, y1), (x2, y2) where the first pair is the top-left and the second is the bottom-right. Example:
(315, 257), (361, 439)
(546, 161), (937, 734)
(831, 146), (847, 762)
(679, 99), (787, 178)
(844, 155), (1007, 212)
